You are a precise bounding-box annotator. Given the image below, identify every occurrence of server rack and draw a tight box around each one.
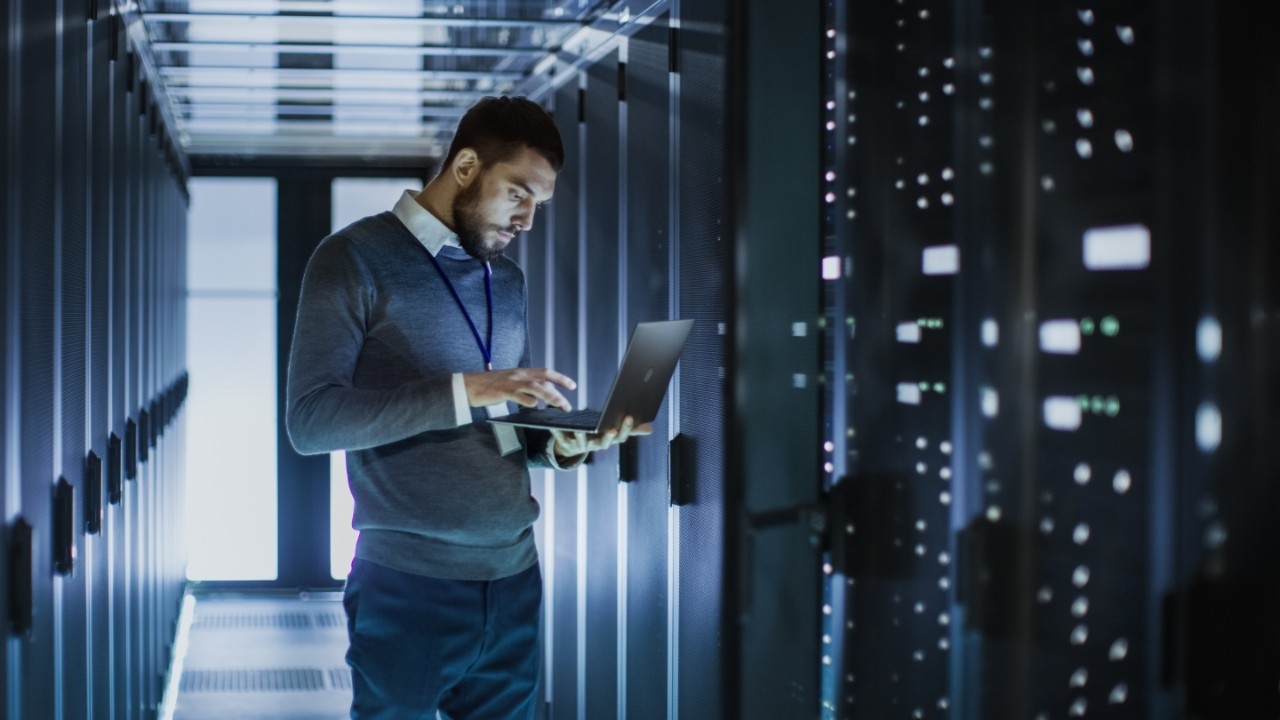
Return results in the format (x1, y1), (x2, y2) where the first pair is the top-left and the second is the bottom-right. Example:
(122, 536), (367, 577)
(3, 2), (190, 717)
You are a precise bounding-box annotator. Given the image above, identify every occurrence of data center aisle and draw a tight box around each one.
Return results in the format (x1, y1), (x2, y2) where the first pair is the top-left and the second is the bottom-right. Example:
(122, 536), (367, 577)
(166, 591), (351, 720)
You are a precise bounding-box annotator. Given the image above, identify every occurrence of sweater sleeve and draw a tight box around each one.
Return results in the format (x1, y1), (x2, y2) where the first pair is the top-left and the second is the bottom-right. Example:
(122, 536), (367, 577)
(285, 234), (459, 455)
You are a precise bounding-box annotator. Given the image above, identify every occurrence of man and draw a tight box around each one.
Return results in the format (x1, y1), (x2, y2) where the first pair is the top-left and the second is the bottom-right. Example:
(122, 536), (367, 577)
(286, 96), (646, 719)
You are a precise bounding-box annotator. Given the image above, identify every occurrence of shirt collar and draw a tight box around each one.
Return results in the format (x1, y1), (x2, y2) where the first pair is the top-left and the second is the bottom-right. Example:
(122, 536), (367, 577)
(391, 189), (461, 257)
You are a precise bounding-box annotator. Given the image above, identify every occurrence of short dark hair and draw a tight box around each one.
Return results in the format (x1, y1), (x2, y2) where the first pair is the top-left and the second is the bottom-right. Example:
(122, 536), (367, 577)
(440, 96), (565, 173)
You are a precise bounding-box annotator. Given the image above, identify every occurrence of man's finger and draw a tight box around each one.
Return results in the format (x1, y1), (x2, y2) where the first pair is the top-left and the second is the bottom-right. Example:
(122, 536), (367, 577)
(539, 368), (577, 391)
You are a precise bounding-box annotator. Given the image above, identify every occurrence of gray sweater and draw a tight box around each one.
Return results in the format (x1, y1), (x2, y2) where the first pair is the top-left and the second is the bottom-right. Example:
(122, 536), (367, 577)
(286, 211), (558, 581)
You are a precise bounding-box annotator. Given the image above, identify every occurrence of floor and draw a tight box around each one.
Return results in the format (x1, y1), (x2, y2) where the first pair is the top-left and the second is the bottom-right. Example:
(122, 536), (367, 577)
(165, 590), (353, 720)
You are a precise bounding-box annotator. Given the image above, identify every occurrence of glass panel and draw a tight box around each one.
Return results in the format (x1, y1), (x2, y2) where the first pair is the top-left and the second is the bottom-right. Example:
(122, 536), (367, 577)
(329, 177), (423, 580)
(184, 177), (279, 581)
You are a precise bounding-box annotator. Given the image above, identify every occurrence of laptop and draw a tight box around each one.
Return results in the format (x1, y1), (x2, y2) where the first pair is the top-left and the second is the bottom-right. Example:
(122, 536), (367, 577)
(488, 319), (694, 432)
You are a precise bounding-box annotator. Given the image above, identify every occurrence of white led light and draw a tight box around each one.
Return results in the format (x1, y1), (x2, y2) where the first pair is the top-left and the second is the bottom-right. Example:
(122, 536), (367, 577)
(822, 255), (842, 280)
(981, 386), (999, 417)
(981, 319), (999, 347)
(922, 245), (960, 275)
(897, 322), (923, 343)
(897, 383), (923, 405)
(1196, 402), (1222, 452)
(1040, 319), (1083, 354)
(1083, 224), (1152, 271)
(1044, 396), (1083, 431)
(1113, 469), (1132, 494)
(1197, 317), (1222, 362)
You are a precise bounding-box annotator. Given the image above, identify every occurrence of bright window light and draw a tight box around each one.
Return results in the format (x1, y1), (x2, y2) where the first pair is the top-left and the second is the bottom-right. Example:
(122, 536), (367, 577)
(184, 177), (279, 581)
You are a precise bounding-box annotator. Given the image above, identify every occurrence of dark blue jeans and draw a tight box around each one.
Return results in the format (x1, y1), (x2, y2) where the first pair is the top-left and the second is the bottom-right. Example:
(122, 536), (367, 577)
(343, 558), (542, 720)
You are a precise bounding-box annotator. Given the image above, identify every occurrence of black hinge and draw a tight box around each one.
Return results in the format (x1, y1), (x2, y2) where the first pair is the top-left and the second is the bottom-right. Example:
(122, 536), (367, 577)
(152, 398), (162, 441)
(669, 26), (679, 73)
(619, 441), (638, 482)
(668, 433), (692, 505)
(125, 50), (135, 92)
(618, 61), (627, 103)
(577, 87), (586, 124)
(125, 418), (138, 480)
(85, 451), (103, 534)
(8, 517), (33, 637)
(107, 432), (123, 503)
(54, 477), (75, 576)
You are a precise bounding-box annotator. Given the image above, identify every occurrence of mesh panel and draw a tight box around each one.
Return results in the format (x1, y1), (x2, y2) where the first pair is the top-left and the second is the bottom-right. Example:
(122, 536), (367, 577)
(675, 5), (729, 718)
(623, 21), (672, 720)
(16, 1), (61, 717)
(583, 49), (622, 720)
(548, 76), (582, 720)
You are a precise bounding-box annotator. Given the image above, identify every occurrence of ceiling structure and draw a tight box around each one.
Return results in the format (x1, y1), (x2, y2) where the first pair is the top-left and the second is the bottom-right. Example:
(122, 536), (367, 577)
(138, 0), (612, 164)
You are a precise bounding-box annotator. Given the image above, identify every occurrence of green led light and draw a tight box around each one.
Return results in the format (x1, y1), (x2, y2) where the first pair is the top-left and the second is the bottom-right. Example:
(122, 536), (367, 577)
(1101, 315), (1120, 337)
(919, 381), (931, 391)
(1104, 396), (1121, 416)
(933, 382), (946, 393)
(1078, 395), (1091, 409)
(1090, 395), (1106, 414)
(1080, 317), (1096, 335)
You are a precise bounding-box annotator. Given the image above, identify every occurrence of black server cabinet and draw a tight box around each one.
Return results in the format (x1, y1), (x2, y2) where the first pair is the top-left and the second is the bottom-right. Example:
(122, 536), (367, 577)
(3, 2), (189, 716)
(583, 48), (624, 720)
(547, 74), (585, 720)
(622, 24), (676, 720)
(15, 0), (61, 715)
(824, 1), (1280, 719)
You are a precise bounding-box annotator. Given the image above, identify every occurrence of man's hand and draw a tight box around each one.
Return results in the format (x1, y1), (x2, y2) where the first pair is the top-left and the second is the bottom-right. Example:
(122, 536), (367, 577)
(463, 368), (576, 410)
(551, 416), (653, 458)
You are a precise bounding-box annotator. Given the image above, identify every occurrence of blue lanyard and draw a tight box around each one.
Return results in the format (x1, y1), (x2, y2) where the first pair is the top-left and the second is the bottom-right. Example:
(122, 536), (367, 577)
(426, 251), (494, 371)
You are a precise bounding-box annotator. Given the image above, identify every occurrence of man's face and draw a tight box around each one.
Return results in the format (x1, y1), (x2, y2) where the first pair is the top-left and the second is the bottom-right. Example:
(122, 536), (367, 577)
(453, 146), (557, 262)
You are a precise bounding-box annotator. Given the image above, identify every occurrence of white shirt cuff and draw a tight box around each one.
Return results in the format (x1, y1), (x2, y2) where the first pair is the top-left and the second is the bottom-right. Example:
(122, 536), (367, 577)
(451, 373), (471, 426)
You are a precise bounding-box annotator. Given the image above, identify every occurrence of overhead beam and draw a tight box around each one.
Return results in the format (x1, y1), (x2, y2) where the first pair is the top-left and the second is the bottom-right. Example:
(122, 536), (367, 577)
(142, 11), (587, 29)
(151, 41), (548, 57)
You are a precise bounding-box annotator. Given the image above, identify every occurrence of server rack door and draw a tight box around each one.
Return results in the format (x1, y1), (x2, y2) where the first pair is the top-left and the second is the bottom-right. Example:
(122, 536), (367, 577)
(14, 0), (60, 714)
(622, 21), (675, 720)
(58, 0), (92, 715)
(548, 75), (584, 720)
(1166, 5), (1280, 717)
(583, 48), (623, 720)
(0, 0), (10, 706)
(675, 1), (731, 717)
(87, 3), (115, 713)
(727, 0), (825, 718)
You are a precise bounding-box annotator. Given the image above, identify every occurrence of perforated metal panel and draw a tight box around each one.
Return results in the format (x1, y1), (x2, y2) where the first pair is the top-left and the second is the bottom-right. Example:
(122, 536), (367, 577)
(622, 22), (673, 720)
(582, 47), (622, 720)
(16, 0), (61, 715)
(675, 2), (730, 717)
(547, 75), (583, 720)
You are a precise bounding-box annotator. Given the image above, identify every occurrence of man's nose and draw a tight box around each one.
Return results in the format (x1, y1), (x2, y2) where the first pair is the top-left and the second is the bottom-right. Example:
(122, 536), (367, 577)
(512, 203), (535, 230)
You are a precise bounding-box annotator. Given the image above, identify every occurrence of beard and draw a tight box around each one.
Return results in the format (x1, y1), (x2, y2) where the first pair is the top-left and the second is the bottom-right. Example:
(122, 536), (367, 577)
(452, 179), (515, 262)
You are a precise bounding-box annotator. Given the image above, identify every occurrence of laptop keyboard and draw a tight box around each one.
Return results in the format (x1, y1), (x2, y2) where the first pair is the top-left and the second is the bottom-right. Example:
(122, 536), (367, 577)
(511, 407), (602, 429)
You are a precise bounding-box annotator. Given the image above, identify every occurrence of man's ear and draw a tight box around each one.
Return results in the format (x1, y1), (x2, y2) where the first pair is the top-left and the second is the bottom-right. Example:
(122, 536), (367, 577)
(452, 149), (481, 187)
